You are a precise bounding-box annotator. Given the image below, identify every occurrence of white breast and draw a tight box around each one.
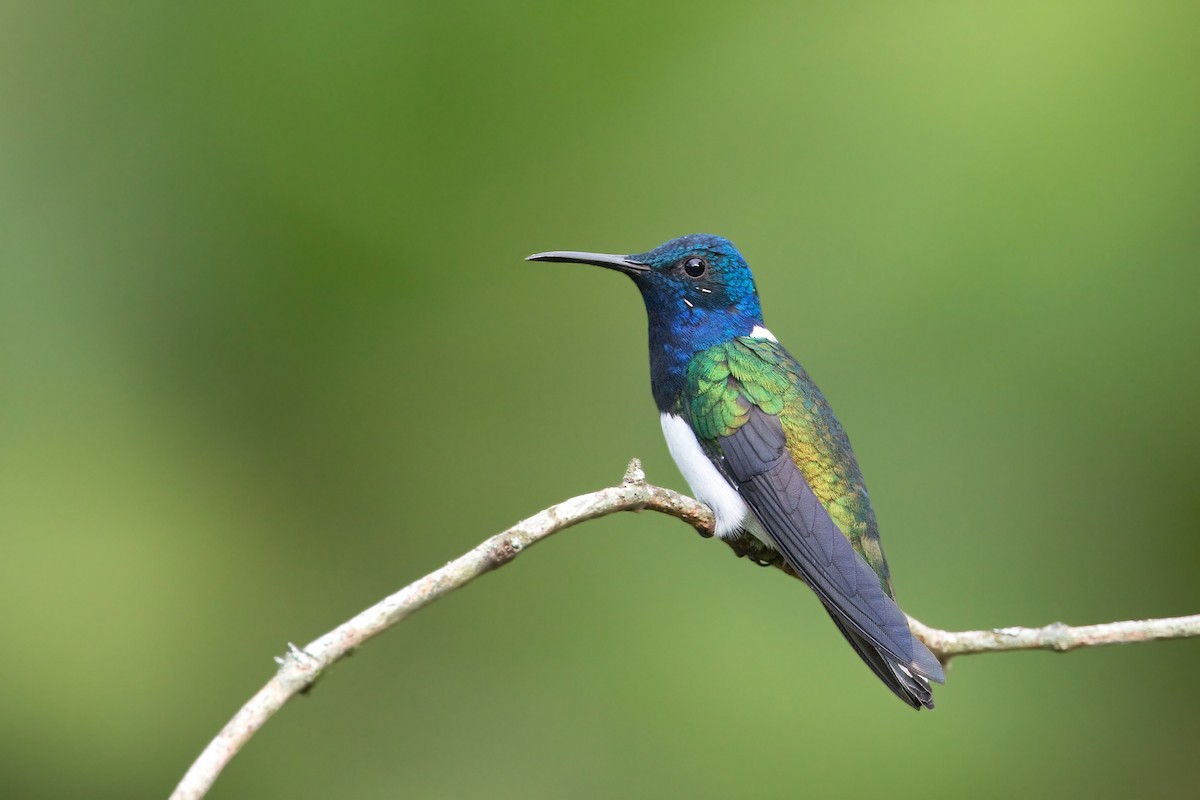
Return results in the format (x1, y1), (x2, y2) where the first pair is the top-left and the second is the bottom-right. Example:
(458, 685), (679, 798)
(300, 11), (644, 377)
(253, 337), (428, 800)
(659, 413), (748, 539)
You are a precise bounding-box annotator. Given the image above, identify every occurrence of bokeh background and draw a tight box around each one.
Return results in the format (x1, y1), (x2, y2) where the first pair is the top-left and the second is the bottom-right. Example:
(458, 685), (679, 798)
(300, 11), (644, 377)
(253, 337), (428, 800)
(3, 2), (1199, 798)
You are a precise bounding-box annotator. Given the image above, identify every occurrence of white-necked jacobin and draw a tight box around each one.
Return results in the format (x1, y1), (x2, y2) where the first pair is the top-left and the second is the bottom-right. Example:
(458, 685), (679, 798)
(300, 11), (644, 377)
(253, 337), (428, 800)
(528, 234), (945, 709)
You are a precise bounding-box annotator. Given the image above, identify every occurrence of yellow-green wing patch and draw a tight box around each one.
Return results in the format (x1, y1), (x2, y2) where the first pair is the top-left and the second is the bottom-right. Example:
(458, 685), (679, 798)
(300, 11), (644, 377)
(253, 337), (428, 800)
(684, 337), (895, 597)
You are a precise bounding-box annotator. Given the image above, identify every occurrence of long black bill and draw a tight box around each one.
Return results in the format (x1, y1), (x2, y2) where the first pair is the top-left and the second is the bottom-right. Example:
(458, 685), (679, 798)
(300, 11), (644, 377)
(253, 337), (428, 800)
(526, 250), (650, 275)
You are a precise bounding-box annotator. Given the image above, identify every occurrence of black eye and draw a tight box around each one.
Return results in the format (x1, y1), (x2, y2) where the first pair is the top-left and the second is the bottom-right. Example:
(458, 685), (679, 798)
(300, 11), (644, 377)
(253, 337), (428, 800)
(683, 256), (707, 278)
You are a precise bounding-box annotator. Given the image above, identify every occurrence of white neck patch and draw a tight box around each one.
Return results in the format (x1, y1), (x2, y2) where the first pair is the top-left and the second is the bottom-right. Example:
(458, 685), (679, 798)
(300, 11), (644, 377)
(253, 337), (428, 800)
(749, 325), (778, 342)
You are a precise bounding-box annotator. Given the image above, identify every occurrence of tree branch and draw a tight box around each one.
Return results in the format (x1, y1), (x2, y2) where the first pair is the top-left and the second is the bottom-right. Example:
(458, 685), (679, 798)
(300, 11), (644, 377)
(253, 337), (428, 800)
(171, 459), (1200, 800)
(907, 614), (1200, 658)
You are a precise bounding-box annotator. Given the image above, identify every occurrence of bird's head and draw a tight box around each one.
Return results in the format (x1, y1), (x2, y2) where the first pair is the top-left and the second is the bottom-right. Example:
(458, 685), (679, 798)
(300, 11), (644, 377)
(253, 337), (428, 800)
(527, 234), (763, 334)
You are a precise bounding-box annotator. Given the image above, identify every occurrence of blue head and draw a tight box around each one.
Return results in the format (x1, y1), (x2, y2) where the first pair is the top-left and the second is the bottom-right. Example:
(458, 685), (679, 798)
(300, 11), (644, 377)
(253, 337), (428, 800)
(528, 234), (765, 410)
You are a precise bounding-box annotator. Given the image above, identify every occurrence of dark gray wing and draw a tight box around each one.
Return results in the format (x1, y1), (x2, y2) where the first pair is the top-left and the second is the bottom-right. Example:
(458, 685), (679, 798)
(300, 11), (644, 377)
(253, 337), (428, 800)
(718, 406), (944, 704)
(825, 610), (935, 709)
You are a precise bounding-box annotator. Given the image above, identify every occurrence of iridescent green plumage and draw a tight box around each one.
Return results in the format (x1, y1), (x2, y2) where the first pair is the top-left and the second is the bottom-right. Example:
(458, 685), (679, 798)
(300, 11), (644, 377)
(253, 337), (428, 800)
(684, 337), (893, 597)
(529, 234), (941, 708)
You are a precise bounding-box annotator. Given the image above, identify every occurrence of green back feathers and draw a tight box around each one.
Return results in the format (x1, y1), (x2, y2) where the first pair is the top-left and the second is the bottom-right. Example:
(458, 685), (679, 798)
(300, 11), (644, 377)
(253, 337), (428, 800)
(684, 337), (895, 597)
(688, 337), (792, 439)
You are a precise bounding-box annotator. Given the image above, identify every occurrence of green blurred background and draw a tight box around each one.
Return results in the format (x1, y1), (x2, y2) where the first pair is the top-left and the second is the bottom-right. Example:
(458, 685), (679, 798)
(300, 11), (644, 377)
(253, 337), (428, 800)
(3, 2), (1198, 798)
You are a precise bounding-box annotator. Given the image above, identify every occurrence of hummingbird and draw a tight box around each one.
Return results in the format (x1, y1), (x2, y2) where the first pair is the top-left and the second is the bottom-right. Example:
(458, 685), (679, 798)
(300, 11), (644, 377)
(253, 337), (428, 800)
(528, 234), (944, 709)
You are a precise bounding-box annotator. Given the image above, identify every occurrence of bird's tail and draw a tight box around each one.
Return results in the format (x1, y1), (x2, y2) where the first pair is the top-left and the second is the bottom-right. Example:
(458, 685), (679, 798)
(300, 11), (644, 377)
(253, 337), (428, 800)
(823, 608), (939, 710)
